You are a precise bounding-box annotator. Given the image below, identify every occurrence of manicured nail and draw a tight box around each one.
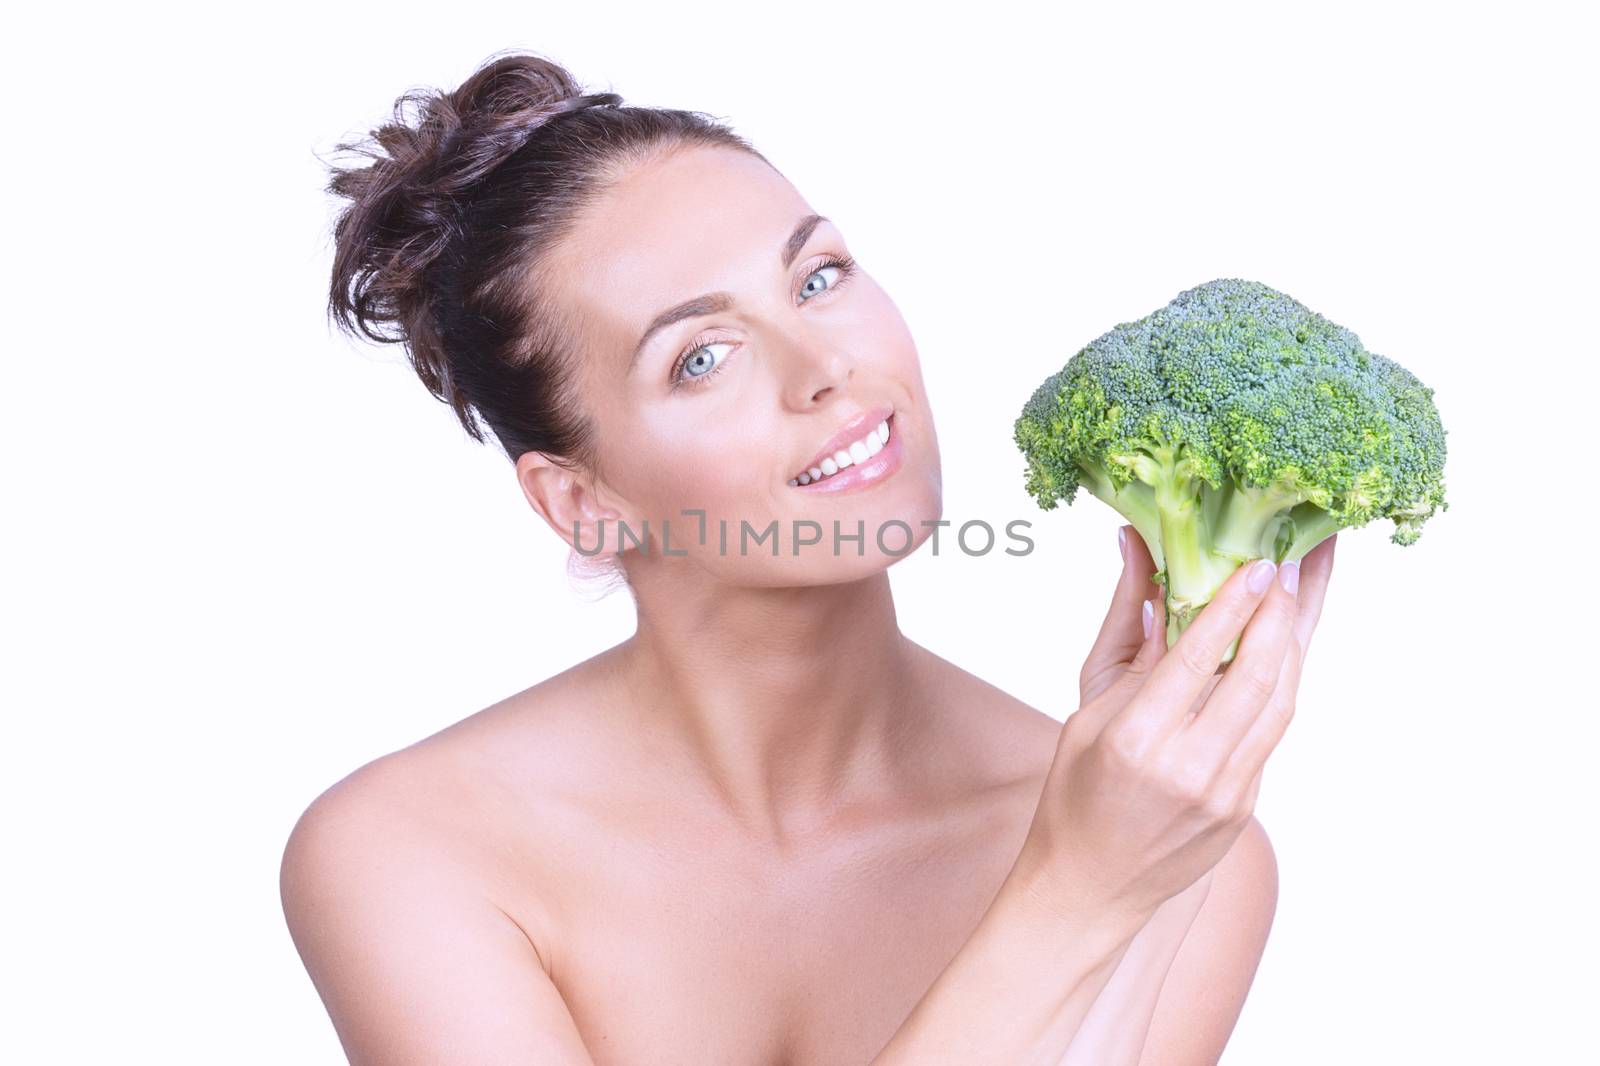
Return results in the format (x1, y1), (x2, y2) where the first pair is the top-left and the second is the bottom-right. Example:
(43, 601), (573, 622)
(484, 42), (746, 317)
(1247, 559), (1277, 594)
(1118, 526), (1128, 563)
(1279, 561), (1300, 594)
(1141, 599), (1154, 639)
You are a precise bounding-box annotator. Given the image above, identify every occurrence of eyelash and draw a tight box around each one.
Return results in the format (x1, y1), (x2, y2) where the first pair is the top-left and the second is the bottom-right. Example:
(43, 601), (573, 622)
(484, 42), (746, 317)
(668, 253), (860, 391)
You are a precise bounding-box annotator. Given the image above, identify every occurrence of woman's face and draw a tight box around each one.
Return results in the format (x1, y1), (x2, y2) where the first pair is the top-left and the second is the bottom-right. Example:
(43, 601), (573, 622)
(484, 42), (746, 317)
(532, 143), (942, 586)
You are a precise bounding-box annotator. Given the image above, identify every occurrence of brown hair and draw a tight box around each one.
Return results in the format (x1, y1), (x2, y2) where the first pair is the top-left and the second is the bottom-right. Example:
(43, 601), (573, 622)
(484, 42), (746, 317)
(324, 50), (769, 470)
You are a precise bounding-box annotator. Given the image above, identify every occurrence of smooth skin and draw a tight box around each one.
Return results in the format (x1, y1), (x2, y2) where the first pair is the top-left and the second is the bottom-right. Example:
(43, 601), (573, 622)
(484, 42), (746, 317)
(1054, 527), (1334, 1065)
(280, 140), (1338, 1065)
(871, 531), (1335, 1065)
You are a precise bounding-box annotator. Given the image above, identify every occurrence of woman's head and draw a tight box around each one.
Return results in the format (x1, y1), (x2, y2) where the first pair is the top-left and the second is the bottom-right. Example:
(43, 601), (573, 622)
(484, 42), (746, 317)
(327, 51), (941, 588)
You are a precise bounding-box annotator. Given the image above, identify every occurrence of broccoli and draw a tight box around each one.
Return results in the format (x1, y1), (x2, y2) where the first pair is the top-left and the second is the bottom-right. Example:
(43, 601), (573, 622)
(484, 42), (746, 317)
(1014, 278), (1448, 662)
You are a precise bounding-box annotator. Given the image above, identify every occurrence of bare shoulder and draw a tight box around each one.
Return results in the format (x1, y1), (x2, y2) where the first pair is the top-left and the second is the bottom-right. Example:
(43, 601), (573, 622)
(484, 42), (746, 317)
(278, 793), (595, 1065)
(275, 690), (567, 955)
(279, 644), (623, 948)
(1198, 815), (1279, 936)
(1194, 814), (1280, 942)
(277, 665), (610, 1064)
(297, 640), (622, 813)
(904, 638), (1064, 782)
(1220, 816), (1279, 896)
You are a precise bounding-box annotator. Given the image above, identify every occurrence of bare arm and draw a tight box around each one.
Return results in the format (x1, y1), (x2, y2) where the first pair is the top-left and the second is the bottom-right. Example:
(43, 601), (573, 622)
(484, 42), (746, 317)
(876, 532), (1328, 1065)
(1054, 869), (1215, 1065)
(279, 779), (597, 1066)
(1134, 815), (1278, 1065)
(1054, 816), (1279, 1066)
(865, 852), (1156, 1066)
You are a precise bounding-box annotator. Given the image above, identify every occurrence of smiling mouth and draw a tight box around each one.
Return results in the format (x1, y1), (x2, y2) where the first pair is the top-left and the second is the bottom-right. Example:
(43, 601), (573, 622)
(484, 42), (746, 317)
(788, 414), (893, 487)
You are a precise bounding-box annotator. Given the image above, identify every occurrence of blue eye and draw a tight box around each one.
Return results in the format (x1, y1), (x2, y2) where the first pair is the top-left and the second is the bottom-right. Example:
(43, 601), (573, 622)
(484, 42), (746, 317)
(679, 341), (735, 381)
(668, 253), (860, 391)
(799, 254), (858, 301)
(799, 264), (842, 301)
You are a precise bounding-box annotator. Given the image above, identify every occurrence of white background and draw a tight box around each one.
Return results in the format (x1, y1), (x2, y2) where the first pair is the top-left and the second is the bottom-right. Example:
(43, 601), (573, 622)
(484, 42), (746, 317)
(4, 1), (1595, 1062)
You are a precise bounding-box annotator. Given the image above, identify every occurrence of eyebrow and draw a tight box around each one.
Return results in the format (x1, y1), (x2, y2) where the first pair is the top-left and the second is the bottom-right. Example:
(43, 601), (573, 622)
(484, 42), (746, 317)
(627, 213), (829, 375)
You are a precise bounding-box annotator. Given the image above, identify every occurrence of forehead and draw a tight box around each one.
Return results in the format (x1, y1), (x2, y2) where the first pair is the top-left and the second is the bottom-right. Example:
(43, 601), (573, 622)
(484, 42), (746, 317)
(546, 145), (810, 345)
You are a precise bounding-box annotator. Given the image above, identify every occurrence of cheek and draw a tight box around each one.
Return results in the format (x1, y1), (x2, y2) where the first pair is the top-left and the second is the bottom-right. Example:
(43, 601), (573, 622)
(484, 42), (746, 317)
(665, 458), (752, 512)
(614, 412), (776, 518)
(853, 286), (920, 373)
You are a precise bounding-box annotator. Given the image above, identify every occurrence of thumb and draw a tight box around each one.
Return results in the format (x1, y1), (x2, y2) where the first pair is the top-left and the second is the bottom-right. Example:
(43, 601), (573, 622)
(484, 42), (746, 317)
(1080, 526), (1165, 698)
(1073, 583), (1171, 736)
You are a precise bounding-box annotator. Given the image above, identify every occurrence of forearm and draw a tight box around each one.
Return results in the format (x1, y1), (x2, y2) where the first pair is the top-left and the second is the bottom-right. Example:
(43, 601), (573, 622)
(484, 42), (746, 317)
(1053, 874), (1213, 1066)
(868, 866), (1151, 1066)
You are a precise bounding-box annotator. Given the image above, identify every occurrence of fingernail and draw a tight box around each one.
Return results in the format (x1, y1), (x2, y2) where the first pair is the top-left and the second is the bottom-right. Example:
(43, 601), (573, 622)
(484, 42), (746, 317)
(1118, 526), (1128, 564)
(1247, 559), (1277, 594)
(1141, 599), (1154, 639)
(1279, 561), (1300, 594)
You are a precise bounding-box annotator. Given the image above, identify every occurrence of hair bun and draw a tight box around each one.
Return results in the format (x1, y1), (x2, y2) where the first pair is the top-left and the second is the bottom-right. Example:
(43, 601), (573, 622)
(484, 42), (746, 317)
(324, 52), (618, 368)
(324, 50), (761, 465)
(384, 56), (622, 190)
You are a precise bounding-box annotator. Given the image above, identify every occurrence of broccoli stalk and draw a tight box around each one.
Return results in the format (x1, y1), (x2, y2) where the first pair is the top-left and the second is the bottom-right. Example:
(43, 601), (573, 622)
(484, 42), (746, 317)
(1015, 279), (1447, 664)
(1078, 450), (1344, 655)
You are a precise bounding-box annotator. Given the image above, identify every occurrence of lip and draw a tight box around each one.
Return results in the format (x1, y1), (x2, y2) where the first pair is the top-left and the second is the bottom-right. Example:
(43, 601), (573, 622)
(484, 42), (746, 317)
(793, 403), (895, 480)
(791, 410), (903, 496)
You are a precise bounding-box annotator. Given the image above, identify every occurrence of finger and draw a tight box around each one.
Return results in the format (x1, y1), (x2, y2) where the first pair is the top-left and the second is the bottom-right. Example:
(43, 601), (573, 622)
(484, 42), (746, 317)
(1067, 592), (1169, 739)
(1184, 558), (1301, 762)
(1079, 526), (1164, 700)
(1290, 533), (1337, 656)
(1223, 620), (1306, 789)
(1181, 673), (1226, 724)
(1240, 759), (1265, 813)
(1121, 557), (1280, 737)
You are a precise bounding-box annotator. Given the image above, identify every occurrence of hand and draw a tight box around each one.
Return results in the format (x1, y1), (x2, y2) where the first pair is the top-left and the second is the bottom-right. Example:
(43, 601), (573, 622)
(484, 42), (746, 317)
(1079, 527), (1336, 708)
(1014, 529), (1337, 923)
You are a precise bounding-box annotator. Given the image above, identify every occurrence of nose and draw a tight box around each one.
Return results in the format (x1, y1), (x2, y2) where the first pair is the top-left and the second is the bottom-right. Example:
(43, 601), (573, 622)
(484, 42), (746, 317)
(782, 333), (856, 410)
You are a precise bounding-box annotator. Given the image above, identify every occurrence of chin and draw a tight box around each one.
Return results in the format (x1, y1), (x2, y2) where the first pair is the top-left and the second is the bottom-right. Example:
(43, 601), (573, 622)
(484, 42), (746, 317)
(749, 453), (945, 588)
(635, 408), (945, 587)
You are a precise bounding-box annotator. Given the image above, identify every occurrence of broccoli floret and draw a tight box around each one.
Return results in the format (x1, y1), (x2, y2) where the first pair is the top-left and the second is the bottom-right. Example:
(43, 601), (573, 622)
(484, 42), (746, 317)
(1014, 278), (1448, 662)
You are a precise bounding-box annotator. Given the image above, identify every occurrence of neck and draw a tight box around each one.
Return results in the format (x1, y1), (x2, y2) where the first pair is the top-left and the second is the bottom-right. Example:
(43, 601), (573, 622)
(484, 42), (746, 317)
(610, 561), (930, 840)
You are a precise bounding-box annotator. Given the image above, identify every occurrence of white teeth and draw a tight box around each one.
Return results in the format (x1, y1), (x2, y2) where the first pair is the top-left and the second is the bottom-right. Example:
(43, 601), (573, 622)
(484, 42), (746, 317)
(789, 414), (895, 486)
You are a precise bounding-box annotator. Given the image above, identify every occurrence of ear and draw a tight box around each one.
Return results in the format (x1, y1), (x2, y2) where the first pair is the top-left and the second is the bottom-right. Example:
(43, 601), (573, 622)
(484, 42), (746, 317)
(515, 451), (627, 555)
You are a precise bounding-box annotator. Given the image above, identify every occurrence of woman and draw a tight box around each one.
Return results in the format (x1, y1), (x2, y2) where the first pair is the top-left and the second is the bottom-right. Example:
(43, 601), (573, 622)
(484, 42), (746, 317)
(280, 49), (1336, 1065)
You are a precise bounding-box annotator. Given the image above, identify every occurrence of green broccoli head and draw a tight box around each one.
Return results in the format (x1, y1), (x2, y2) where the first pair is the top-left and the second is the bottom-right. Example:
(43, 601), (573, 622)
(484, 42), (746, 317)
(1015, 278), (1448, 660)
